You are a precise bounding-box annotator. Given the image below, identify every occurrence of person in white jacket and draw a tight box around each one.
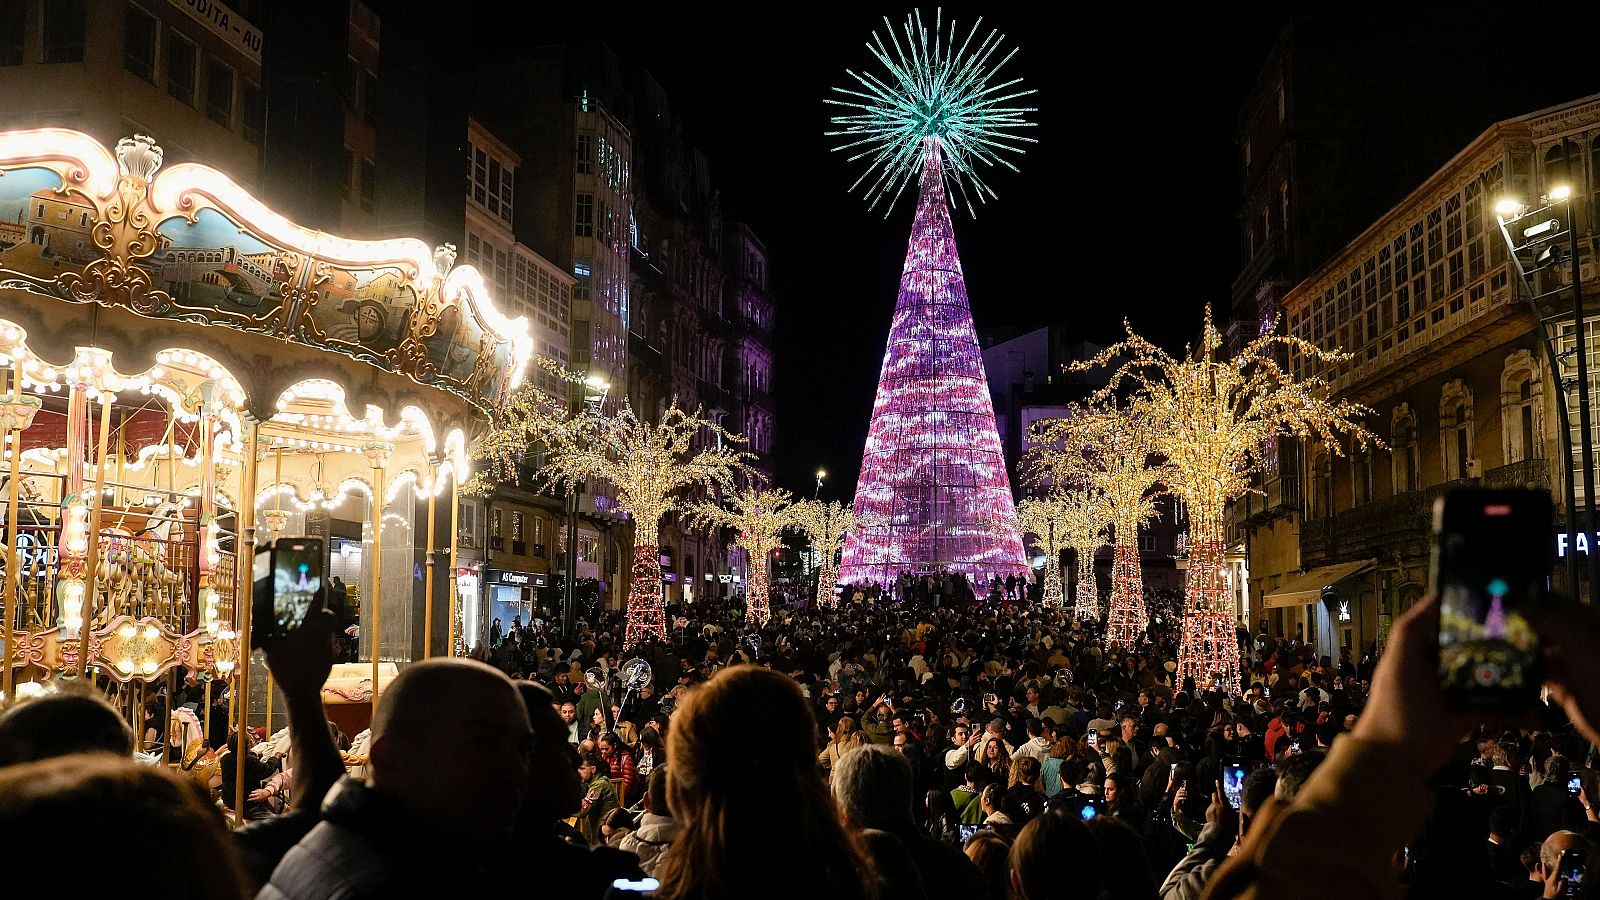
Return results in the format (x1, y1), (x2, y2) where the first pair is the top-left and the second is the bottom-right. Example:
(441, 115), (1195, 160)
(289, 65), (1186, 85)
(617, 767), (681, 877)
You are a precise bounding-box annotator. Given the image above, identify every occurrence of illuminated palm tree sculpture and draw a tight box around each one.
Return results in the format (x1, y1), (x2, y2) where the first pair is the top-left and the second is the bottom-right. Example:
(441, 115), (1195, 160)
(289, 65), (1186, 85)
(1078, 309), (1376, 692)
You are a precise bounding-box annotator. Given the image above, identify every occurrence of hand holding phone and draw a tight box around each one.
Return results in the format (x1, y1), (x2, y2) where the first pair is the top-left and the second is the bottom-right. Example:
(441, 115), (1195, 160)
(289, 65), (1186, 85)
(1559, 847), (1587, 898)
(252, 537), (325, 647)
(1220, 757), (1252, 811)
(1432, 489), (1549, 708)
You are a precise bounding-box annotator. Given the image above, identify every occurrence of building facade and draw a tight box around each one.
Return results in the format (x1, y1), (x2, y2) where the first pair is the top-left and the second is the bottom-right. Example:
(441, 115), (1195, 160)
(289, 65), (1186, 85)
(0, 0), (264, 179)
(1253, 95), (1600, 663)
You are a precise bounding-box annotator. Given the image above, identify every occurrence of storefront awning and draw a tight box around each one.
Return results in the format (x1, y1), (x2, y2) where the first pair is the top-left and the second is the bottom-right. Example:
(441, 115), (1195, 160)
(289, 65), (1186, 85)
(1262, 559), (1376, 609)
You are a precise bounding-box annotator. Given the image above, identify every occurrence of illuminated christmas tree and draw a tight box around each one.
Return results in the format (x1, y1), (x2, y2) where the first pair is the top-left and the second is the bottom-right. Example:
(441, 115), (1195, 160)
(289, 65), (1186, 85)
(828, 12), (1037, 587)
(1080, 309), (1375, 691)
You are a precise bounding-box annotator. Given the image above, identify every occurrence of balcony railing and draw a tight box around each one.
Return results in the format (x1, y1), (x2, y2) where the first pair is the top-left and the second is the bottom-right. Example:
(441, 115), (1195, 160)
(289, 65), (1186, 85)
(1482, 458), (1550, 491)
(1302, 477), (1481, 565)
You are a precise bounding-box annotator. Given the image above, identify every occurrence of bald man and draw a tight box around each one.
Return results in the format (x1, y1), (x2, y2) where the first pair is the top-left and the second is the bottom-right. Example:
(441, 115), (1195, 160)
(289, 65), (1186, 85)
(261, 658), (534, 899)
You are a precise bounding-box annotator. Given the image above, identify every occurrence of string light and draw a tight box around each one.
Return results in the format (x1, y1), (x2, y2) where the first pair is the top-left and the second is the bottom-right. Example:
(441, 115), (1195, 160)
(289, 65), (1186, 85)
(1015, 489), (1109, 614)
(826, 9), (1037, 215)
(1028, 406), (1165, 649)
(688, 487), (798, 626)
(789, 499), (869, 607)
(1075, 308), (1378, 692)
(835, 134), (1028, 588)
(475, 388), (751, 646)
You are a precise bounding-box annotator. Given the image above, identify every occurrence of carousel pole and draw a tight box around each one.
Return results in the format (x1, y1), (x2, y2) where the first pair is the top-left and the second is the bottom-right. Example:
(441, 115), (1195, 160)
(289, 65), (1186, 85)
(422, 459), (438, 659)
(3, 357), (40, 702)
(363, 443), (393, 726)
(78, 388), (114, 678)
(447, 477), (460, 657)
(231, 414), (259, 823)
(263, 447), (283, 737)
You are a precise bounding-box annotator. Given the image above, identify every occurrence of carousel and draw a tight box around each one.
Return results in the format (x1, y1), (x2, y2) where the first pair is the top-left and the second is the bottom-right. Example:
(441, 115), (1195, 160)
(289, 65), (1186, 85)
(0, 129), (530, 806)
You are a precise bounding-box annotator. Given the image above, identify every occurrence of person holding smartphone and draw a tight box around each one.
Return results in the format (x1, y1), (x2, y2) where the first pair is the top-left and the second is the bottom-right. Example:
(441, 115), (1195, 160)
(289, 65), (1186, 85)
(1205, 595), (1600, 900)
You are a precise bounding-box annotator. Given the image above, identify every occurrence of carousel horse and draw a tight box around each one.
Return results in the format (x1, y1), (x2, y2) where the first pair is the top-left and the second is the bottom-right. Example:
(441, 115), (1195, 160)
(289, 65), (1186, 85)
(0, 477), (57, 629)
(171, 706), (222, 795)
(96, 500), (189, 627)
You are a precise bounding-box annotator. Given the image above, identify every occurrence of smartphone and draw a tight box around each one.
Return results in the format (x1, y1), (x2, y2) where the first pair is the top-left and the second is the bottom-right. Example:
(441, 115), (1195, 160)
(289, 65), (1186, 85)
(1087, 730), (1099, 749)
(1221, 757), (1252, 810)
(1074, 795), (1101, 821)
(1169, 762), (1179, 781)
(252, 537), (323, 645)
(1559, 847), (1586, 897)
(1569, 773), (1584, 797)
(958, 824), (981, 842)
(1290, 738), (1301, 754)
(1431, 489), (1550, 708)
(607, 878), (661, 898)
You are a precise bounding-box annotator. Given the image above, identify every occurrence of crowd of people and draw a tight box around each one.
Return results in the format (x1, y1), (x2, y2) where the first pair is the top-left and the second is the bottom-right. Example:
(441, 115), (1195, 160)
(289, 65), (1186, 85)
(5, 568), (1600, 899)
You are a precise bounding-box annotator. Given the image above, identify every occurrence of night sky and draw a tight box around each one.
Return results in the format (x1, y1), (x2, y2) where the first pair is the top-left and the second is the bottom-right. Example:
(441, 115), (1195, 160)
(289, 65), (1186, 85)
(462, 5), (1290, 496)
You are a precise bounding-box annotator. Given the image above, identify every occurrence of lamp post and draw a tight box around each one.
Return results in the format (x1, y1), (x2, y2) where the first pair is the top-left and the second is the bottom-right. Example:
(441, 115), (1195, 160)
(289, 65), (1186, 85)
(814, 468), (826, 499)
(1495, 180), (1599, 600)
(562, 374), (609, 637)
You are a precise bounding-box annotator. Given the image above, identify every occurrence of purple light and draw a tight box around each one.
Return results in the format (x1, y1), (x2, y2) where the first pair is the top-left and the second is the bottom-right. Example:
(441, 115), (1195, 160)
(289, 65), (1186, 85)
(839, 140), (1029, 587)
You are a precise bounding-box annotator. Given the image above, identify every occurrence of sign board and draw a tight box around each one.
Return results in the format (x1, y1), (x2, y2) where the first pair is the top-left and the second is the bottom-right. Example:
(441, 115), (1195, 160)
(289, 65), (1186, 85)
(1557, 532), (1592, 557)
(166, 0), (263, 66)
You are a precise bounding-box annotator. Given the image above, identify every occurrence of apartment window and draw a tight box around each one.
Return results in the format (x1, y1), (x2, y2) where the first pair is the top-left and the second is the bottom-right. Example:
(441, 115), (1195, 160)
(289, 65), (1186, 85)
(241, 80), (263, 145)
(576, 133), (593, 174)
(123, 4), (157, 81)
(510, 510), (523, 542)
(166, 32), (197, 106)
(486, 158), (501, 216)
(206, 57), (234, 127)
(342, 147), (356, 198)
(471, 147), (486, 203)
(1352, 451), (1372, 505)
(42, 0), (86, 63)
(490, 506), (502, 538)
(575, 193), (593, 237)
(1441, 381), (1474, 480)
(359, 158), (376, 212)
(1279, 181), (1290, 233)
(1276, 83), (1286, 122)
(0, 1), (22, 66)
(362, 70), (378, 124)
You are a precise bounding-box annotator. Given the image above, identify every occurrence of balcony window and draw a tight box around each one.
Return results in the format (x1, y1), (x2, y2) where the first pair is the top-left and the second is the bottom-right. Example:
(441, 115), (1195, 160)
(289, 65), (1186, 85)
(42, 0), (86, 63)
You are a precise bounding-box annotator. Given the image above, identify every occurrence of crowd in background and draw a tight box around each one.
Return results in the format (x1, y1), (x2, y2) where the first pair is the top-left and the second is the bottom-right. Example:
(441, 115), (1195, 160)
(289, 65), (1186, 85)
(6, 568), (1600, 898)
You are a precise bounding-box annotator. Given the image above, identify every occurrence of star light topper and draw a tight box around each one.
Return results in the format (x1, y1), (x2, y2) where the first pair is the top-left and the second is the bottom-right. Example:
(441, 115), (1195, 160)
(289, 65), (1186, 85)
(827, 8), (1038, 215)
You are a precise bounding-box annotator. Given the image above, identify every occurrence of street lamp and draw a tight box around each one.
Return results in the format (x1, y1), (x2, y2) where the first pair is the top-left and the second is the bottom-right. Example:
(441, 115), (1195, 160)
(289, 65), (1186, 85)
(1494, 178), (1598, 601)
(814, 468), (826, 499)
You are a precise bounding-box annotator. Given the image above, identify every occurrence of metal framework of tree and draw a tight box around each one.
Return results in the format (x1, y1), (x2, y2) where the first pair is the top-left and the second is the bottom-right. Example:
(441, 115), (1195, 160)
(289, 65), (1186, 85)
(688, 486), (798, 626)
(828, 11), (1036, 588)
(790, 499), (865, 607)
(1029, 405), (1163, 648)
(475, 388), (749, 646)
(1079, 309), (1376, 692)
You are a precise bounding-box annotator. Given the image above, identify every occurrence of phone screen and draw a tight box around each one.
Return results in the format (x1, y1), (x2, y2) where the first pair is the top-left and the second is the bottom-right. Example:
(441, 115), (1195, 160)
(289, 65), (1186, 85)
(1222, 759), (1250, 810)
(1075, 796), (1100, 821)
(1560, 848), (1586, 896)
(958, 824), (980, 842)
(1570, 773), (1585, 796)
(1432, 489), (1550, 707)
(273, 539), (322, 632)
(609, 877), (661, 898)
(1088, 731), (1098, 749)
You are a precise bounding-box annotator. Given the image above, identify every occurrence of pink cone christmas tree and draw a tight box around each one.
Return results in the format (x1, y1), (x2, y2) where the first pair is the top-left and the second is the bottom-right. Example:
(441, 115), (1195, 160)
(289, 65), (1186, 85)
(838, 142), (1030, 587)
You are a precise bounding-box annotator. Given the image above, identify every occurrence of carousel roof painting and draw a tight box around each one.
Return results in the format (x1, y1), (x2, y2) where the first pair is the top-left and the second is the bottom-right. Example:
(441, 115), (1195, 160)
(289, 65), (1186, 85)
(0, 129), (532, 414)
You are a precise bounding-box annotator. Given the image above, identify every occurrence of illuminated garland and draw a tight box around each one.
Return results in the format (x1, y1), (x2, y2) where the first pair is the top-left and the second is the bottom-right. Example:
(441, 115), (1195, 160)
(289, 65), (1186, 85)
(688, 487), (798, 627)
(1077, 309), (1377, 691)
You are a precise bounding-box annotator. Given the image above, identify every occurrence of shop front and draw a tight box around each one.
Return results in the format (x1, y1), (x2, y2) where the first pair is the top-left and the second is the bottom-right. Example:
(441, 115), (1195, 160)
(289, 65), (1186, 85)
(1263, 559), (1377, 662)
(484, 566), (547, 631)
